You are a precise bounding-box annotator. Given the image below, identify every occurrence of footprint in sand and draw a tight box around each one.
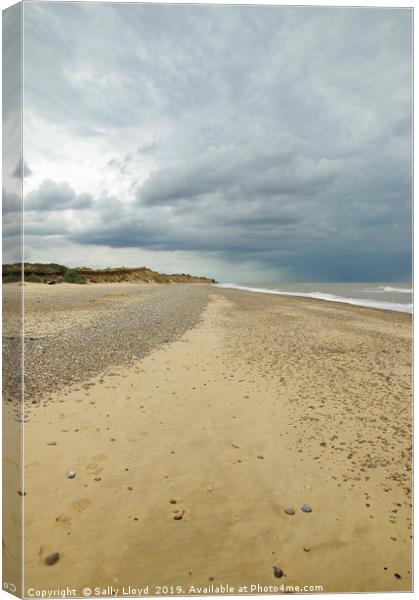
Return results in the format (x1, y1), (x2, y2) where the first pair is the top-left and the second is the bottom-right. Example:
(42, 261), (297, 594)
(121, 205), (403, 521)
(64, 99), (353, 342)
(55, 514), (72, 525)
(71, 498), (92, 512)
(86, 464), (103, 475)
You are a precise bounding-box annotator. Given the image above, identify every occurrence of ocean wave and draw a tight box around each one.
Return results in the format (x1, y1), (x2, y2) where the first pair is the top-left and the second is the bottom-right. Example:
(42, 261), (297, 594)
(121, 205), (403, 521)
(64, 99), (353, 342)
(359, 286), (412, 294)
(380, 286), (412, 294)
(214, 283), (413, 314)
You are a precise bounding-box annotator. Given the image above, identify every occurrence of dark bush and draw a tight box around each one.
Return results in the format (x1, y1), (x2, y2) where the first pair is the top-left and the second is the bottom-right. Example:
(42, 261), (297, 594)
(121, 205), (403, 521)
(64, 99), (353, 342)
(25, 273), (42, 283)
(63, 269), (86, 284)
(2, 273), (21, 283)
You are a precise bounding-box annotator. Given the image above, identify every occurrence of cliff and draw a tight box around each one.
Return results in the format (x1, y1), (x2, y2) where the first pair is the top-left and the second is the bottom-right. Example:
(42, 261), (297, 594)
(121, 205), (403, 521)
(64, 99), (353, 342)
(2, 263), (217, 284)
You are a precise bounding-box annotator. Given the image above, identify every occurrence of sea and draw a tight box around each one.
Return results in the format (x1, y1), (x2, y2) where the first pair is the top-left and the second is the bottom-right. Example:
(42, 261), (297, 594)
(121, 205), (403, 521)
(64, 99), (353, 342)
(214, 282), (413, 314)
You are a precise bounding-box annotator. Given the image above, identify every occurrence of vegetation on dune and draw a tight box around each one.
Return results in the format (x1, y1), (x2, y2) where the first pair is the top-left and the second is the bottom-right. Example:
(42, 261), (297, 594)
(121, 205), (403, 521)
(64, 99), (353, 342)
(25, 273), (43, 283)
(63, 269), (86, 284)
(25, 263), (67, 274)
(3, 273), (21, 283)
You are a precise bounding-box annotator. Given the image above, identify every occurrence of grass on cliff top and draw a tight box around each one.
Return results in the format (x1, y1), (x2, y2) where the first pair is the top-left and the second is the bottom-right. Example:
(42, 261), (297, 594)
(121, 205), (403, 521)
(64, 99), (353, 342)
(63, 269), (86, 284)
(25, 263), (67, 274)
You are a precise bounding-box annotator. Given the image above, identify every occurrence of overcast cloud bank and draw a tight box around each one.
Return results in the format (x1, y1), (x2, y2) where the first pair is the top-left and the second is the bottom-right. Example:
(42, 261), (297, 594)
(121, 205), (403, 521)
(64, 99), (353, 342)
(3, 3), (412, 282)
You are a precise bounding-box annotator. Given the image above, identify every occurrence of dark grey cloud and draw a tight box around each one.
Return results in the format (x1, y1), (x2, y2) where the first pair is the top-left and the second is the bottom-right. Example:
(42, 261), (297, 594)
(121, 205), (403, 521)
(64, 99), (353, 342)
(20, 3), (412, 282)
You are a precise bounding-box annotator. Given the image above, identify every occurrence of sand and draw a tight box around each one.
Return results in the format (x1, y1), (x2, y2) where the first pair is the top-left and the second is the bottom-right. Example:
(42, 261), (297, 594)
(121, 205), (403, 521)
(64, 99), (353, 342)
(3, 283), (412, 595)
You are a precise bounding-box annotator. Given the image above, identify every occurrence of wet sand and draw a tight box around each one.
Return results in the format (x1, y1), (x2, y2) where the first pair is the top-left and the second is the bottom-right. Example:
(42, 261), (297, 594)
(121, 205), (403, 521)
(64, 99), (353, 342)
(4, 283), (412, 594)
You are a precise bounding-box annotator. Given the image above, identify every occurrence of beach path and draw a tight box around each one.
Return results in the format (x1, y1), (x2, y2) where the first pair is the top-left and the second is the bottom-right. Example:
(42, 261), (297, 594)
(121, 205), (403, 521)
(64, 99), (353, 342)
(17, 286), (412, 593)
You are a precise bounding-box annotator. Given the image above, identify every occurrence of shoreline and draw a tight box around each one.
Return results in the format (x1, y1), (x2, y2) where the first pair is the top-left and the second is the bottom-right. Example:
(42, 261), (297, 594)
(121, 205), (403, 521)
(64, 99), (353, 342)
(213, 283), (413, 314)
(3, 283), (412, 593)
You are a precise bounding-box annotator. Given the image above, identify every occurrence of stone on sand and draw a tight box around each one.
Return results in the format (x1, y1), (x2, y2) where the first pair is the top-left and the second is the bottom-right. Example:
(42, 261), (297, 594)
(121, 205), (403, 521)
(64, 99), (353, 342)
(46, 552), (60, 565)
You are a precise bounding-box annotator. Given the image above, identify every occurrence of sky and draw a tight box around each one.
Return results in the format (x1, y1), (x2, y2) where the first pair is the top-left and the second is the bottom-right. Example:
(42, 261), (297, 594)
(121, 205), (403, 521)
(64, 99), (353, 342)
(3, 2), (413, 282)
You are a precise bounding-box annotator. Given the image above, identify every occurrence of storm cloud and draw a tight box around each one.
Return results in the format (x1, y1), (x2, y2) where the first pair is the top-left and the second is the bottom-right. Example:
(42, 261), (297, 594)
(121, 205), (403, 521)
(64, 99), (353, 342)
(11, 3), (412, 282)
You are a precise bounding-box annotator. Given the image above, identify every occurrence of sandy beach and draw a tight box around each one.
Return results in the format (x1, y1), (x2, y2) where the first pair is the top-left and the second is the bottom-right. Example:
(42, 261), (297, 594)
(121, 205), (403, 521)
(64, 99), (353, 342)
(3, 282), (412, 594)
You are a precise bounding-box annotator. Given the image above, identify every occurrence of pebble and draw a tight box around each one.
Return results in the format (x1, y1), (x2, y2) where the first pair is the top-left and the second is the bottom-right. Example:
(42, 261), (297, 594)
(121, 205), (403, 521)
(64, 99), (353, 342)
(170, 499), (177, 504)
(273, 566), (284, 578)
(301, 504), (312, 513)
(47, 442), (57, 446)
(66, 471), (76, 479)
(94, 477), (102, 481)
(46, 552), (60, 565)
(303, 546), (310, 552)
(285, 507), (295, 515)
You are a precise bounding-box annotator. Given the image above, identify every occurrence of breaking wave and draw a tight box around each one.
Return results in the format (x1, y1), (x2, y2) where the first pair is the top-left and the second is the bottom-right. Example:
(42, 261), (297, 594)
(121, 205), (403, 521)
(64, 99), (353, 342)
(215, 283), (412, 314)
